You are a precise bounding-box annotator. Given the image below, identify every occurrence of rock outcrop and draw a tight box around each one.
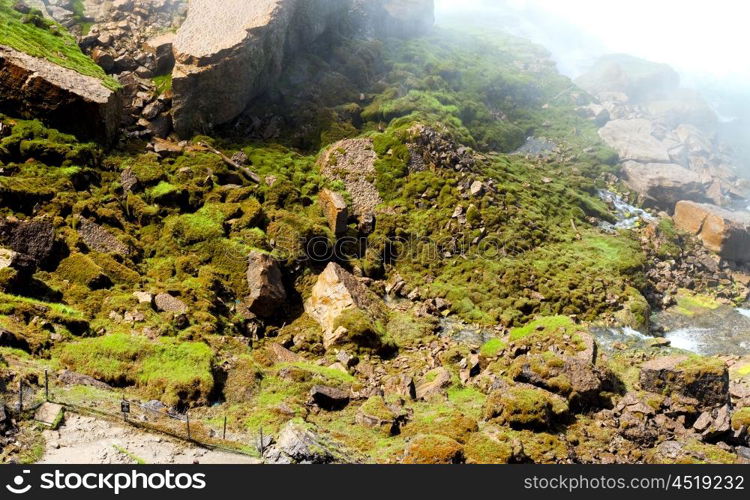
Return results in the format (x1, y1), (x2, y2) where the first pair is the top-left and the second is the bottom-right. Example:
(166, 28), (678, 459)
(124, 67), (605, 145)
(171, 0), (434, 137)
(0, 47), (121, 144)
(620, 161), (709, 212)
(673, 201), (750, 263)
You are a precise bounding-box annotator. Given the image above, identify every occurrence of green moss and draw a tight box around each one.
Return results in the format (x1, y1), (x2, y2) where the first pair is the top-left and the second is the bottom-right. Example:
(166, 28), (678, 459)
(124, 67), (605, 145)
(56, 253), (110, 289)
(152, 73), (173, 96)
(483, 386), (568, 430)
(509, 315), (577, 341)
(169, 204), (227, 245)
(464, 428), (516, 464)
(479, 338), (507, 358)
(402, 434), (464, 464)
(0, 0), (119, 90)
(57, 334), (215, 406)
(730, 407), (750, 431)
(672, 289), (722, 317)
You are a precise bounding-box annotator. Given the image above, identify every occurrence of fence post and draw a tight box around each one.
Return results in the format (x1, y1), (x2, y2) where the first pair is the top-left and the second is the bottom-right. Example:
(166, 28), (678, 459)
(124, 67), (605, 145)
(45, 370), (49, 402)
(18, 382), (23, 413)
(186, 412), (191, 441)
(223, 416), (227, 440)
(259, 427), (265, 456)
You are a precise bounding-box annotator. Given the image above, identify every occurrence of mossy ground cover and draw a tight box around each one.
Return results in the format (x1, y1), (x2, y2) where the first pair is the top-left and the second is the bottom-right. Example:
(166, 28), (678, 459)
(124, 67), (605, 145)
(0, 0), (119, 90)
(0, 21), (740, 464)
(56, 334), (214, 406)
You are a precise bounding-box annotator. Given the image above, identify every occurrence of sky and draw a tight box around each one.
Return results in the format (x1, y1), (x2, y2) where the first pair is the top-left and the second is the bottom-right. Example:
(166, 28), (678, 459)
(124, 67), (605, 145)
(434, 0), (750, 84)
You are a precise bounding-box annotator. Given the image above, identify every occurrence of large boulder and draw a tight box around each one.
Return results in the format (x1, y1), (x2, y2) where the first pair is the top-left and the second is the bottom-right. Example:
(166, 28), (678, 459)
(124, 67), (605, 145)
(639, 355), (729, 409)
(0, 216), (57, 269)
(171, 0), (434, 137)
(599, 119), (679, 163)
(304, 262), (388, 347)
(0, 47), (121, 145)
(244, 251), (287, 318)
(673, 201), (750, 263)
(575, 54), (680, 103)
(621, 161), (709, 212)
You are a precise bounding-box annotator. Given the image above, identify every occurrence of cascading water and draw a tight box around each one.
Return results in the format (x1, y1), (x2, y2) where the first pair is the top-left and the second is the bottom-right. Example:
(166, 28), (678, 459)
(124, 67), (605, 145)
(598, 190), (655, 231)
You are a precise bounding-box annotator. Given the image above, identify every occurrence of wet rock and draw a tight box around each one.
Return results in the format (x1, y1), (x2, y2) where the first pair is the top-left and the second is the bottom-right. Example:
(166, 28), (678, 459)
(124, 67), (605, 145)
(673, 201), (750, 263)
(639, 355), (729, 409)
(244, 251), (286, 319)
(308, 385), (350, 411)
(319, 188), (348, 236)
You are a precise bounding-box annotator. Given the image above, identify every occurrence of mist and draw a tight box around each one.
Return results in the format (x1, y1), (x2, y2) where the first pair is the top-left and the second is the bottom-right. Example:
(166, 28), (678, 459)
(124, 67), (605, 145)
(434, 0), (750, 172)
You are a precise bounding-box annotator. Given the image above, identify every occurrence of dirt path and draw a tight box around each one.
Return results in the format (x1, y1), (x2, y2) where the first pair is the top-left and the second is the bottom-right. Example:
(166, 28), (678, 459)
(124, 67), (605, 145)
(39, 414), (261, 465)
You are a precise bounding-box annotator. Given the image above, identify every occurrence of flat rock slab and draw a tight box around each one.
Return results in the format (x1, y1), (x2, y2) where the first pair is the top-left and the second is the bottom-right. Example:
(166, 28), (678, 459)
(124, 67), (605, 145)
(35, 402), (64, 426)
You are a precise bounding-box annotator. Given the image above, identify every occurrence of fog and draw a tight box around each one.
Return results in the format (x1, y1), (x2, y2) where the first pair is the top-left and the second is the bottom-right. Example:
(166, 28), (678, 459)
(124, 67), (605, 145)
(434, 0), (750, 172)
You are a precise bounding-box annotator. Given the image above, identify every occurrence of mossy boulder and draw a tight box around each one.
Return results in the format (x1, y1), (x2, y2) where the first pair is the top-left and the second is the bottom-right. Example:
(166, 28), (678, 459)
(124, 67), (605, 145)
(464, 426), (526, 464)
(56, 253), (113, 290)
(401, 434), (464, 464)
(639, 355), (729, 409)
(483, 385), (569, 430)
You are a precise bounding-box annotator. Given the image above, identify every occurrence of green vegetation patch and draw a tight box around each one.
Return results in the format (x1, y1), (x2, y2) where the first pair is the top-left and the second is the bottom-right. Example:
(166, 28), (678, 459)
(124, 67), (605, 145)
(57, 333), (215, 406)
(0, 0), (119, 90)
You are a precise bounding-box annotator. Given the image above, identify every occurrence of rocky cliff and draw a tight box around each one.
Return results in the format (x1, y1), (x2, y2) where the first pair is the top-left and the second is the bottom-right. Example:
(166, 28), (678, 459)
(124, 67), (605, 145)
(0, 47), (121, 144)
(171, 0), (434, 137)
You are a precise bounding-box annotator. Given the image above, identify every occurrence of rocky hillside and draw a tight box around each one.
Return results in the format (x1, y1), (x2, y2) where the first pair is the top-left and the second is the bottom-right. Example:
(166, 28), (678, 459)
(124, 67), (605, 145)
(0, 1), (749, 464)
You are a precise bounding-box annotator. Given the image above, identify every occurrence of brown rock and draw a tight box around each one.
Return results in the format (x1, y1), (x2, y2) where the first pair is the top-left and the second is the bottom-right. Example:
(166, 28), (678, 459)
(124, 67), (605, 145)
(673, 201), (750, 263)
(639, 355), (729, 409)
(308, 385), (350, 411)
(319, 189), (348, 236)
(244, 251), (286, 318)
(0, 46), (121, 145)
(143, 32), (176, 75)
(415, 367), (451, 400)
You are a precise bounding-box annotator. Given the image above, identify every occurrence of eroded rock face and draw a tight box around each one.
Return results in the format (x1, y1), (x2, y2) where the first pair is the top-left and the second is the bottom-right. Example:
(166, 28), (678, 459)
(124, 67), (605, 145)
(673, 201), (750, 263)
(0, 47), (121, 144)
(171, 0), (434, 137)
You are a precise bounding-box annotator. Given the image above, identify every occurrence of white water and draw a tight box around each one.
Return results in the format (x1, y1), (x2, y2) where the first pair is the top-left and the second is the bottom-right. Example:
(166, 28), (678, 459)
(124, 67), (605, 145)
(598, 190), (655, 230)
(664, 327), (713, 353)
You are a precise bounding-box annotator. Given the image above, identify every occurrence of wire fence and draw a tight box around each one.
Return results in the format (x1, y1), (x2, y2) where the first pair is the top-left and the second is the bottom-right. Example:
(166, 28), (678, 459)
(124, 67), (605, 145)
(1, 370), (265, 460)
